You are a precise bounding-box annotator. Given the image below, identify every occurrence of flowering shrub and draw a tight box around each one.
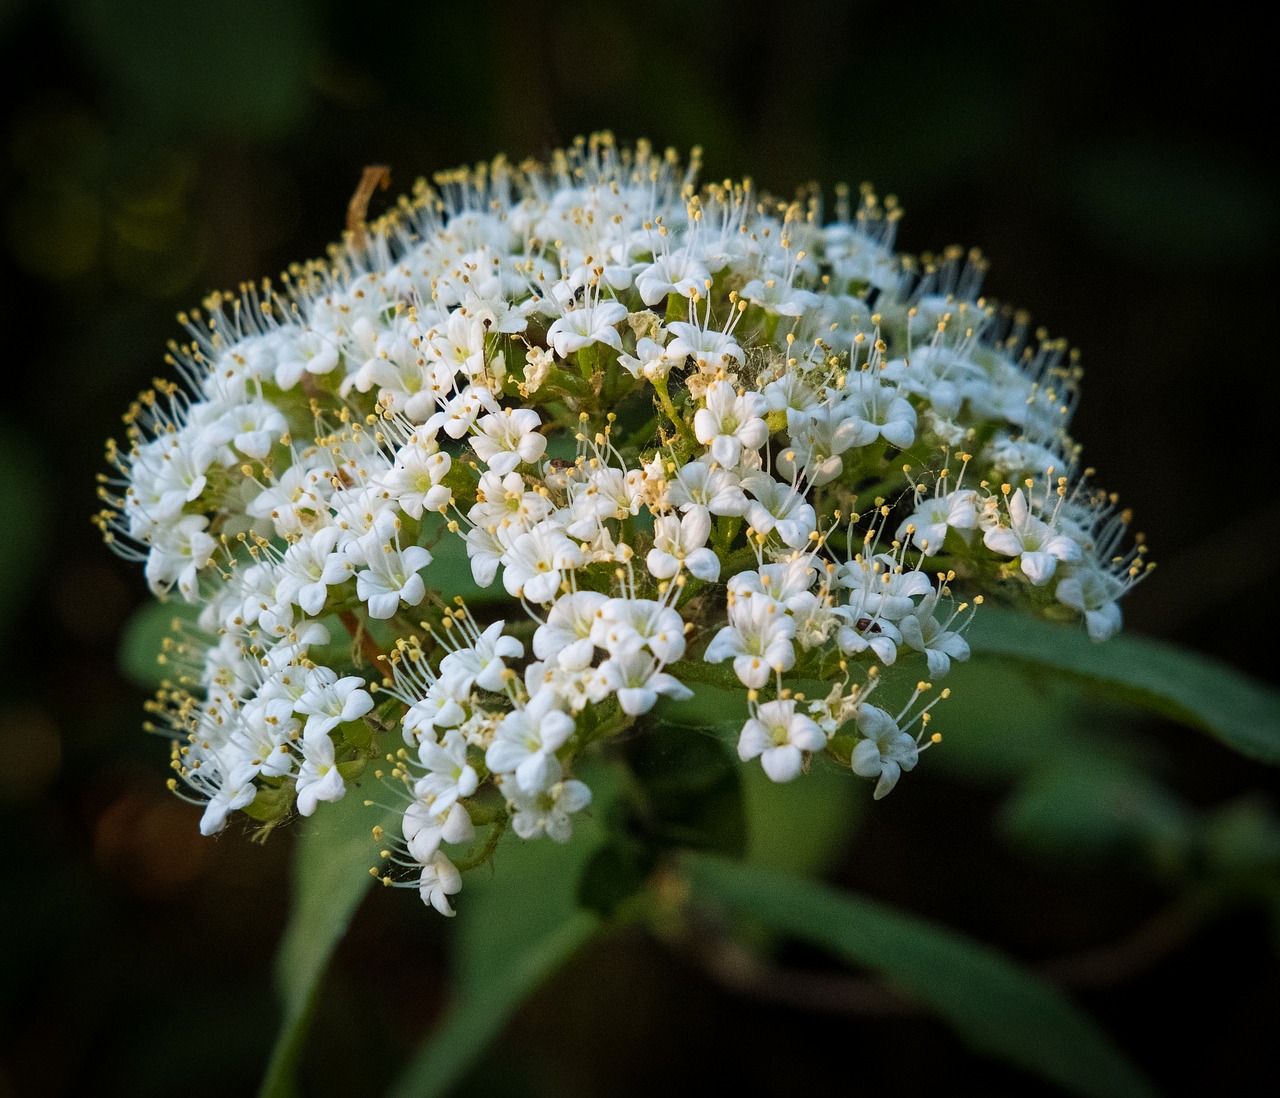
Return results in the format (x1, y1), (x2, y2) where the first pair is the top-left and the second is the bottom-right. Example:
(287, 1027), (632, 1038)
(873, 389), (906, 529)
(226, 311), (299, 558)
(96, 133), (1151, 916)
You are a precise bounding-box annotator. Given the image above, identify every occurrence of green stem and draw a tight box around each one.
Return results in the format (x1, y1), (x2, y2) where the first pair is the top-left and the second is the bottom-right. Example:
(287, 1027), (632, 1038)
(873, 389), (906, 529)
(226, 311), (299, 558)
(577, 343), (601, 383)
(653, 376), (698, 445)
(711, 514), (742, 558)
(461, 797), (504, 827)
(762, 311), (780, 345)
(579, 711), (634, 750)
(453, 816), (509, 871)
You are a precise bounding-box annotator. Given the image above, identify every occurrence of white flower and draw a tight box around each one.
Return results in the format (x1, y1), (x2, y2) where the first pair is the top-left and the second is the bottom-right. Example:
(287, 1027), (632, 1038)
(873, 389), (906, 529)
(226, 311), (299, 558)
(835, 552), (931, 621)
(485, 691), (575, 794)
(739, 276), (821, 317)
(439, 620), (524, 694)
(418, 850), (463, 916)
(618, 335), (679, 381)
(134, 431), (214, 520)
(500, 521), (585, 604)
(246, 459), (331, 539)
(727, 557), (820, 613)
(693, 380), (769, 470)
(471, 407), (548, 477)
(565, 465), (643, 538)
(402, 799), (475, 862)
(703, 592), (797, 688)
(414, 729), (480, 817)
(881, 345), (984, 419)
(144, 514), (216, 601)
(425, 310), (488, 380)
(533, 591), (608, 670)
(1055, 565), (1125, 642)
(465, 524), (509, 588)
(647, 510), (720, 582)
(597, 650), (693, 715)
(272, 326), (340, 389)
(842, 378), (917, 450)
(737, 700), (827, 782)
(666, 321), (744, 372)
(403, 683), (467, 741)
(295, 733), (346, 816)
(777, 402), (863, 486)
(897, 590), (971, 678)
(835, 609), (901, 666)
(546, 298), (628, 357)
(983, 489), (1082, 586)
(275, 525), (347, 616)
(198, 771), (257, 837)
(666, 460), (748, 520)
(458, 289), (532, 335)
(424, 384), (500, 440)
(331, 487), (399, 559)
(294, 666), (375, 739)
(228, 697), (299, 784)
(741, 473), (817, 550)
(897, 489), (979, 555)
(379, 440), (452, 519)
(222, 399), (288, 460)
(590, 597), (687, 663)
(850, 705), (919, 799)
(505, 778), (593, 842)
(469, 469), (553, 532)
(635, 251), (710, 306)
(356, 542), (432, 619)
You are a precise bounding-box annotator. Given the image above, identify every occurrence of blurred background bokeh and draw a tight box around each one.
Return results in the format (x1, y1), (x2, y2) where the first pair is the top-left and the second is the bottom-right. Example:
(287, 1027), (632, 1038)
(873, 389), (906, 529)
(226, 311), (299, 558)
(2, 2), (1277, 1095)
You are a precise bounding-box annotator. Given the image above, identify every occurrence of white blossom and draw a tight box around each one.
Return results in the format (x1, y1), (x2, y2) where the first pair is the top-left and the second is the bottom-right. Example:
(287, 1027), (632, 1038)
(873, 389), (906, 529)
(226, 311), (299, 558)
(505, 778), (593, 842)
(850, 705), (919, 799)
(738, 700), (827, 782)
(97, 134), (1151, 912)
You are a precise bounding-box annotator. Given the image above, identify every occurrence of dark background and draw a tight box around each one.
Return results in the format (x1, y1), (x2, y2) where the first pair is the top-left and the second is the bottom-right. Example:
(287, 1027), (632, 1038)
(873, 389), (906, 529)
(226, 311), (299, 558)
(1, 2), (1278, 1095)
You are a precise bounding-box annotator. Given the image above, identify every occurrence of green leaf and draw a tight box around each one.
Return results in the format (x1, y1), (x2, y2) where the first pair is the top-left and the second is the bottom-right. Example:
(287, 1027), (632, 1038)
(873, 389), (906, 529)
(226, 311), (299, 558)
(384, 764), (618, 1098)
(577, 835), (657, 918)
(967, 605), (1280, 765)
(651, 681), (745, 737)
(654, 682), (861, 875)
(1000, 760), (1192, 862)
(740, 753), (862, 876)
(1202, 797), (1280, 879)
(118, 598), (201, 690)
(384, 914), (595, 1098)
(684, 853), (1159, 1098)
(420, 512), (514, 606)
(259, 792), (385, 1098)
(919, 657), (1093, 781)
(626, 721), (746, 857)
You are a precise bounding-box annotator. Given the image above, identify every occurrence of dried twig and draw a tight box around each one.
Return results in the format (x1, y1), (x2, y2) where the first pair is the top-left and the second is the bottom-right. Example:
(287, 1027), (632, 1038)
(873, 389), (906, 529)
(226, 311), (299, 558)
(345, 165), (391, 249)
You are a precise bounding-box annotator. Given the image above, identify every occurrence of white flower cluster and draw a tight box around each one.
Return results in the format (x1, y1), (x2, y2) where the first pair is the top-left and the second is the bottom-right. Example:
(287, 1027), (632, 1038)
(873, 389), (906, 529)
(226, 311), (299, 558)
(98, 133), (1151, 915)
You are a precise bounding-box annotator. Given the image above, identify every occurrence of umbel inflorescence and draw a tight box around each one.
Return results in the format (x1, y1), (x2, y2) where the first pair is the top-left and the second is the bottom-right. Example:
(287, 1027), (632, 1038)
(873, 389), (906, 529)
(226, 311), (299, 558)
(97, 133), (1151, 915)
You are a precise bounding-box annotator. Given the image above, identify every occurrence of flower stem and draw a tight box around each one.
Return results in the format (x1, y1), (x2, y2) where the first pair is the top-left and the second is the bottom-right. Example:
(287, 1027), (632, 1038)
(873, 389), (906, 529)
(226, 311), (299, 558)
(339, 610), (393, 679)
(653, 376), (697, 445)
(453, 816), (509, 871)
